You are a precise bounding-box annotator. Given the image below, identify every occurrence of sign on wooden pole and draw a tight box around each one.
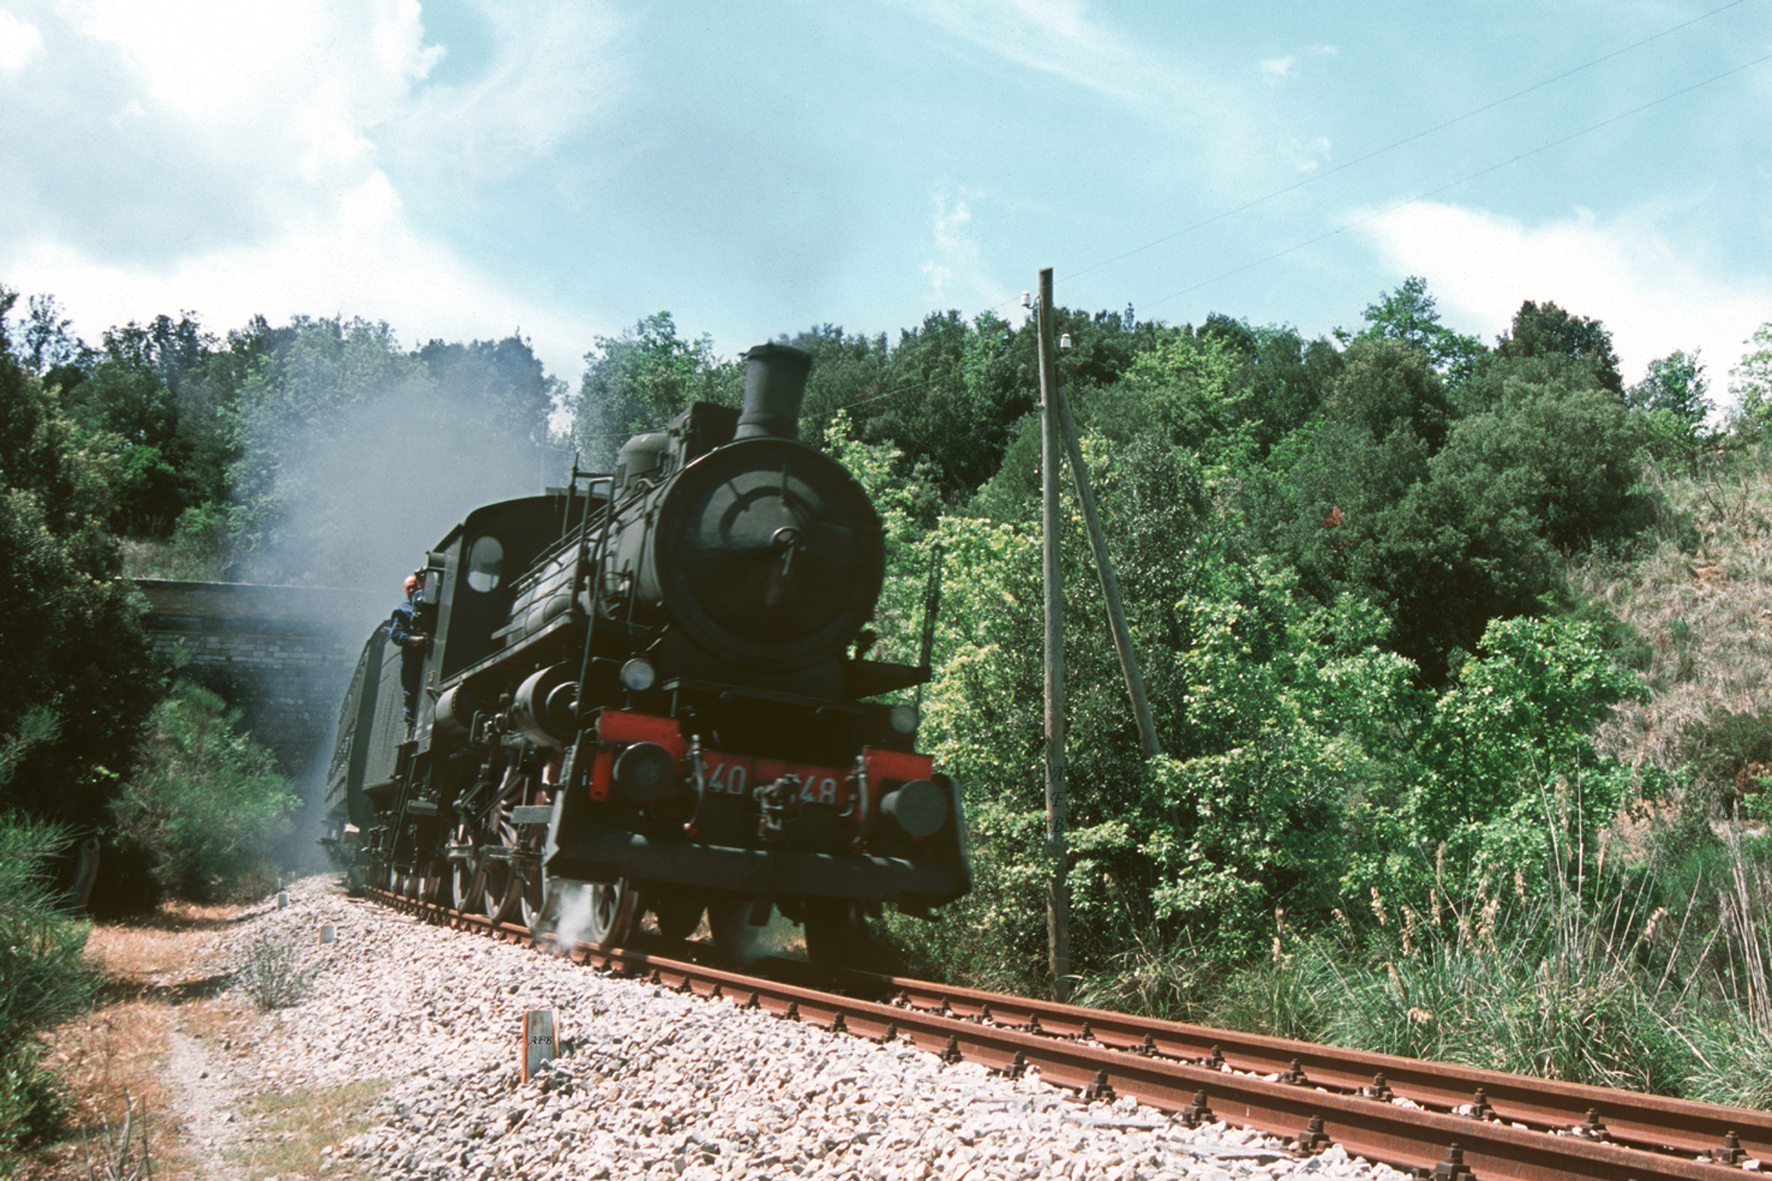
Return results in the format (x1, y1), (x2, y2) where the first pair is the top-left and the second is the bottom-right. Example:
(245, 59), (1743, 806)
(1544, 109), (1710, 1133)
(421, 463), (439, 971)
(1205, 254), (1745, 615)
(522, 1010), (557, 1082)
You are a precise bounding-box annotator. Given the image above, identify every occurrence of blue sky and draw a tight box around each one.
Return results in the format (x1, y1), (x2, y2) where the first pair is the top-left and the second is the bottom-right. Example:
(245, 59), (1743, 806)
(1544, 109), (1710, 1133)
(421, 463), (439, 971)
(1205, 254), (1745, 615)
(2, 0), (1770, 405)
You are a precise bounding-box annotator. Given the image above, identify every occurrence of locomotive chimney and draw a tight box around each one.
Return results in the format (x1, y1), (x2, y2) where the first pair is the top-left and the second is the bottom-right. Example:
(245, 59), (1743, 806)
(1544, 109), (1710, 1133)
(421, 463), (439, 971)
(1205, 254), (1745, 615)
(735, 343), (812, 440)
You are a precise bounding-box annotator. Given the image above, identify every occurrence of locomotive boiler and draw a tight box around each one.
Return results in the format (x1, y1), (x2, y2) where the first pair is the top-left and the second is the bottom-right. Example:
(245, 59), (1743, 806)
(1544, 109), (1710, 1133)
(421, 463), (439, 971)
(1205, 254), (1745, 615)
(324, 343), (970, 963)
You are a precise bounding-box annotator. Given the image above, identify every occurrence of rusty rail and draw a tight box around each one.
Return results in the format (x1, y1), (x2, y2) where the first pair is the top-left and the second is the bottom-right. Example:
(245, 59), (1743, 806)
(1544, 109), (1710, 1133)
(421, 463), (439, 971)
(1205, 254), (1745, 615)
(362, 886), (1767, 1180)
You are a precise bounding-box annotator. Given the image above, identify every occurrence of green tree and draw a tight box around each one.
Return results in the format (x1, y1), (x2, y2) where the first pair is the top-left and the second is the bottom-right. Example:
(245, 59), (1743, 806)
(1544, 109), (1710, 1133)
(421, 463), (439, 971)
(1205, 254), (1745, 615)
(849, 309), (1023, 503)
(794, 324), (894, 446)
(1135, 577), (1420, 961)
(1726, 323), (1772, 438)
(1627, 349), (1711, 466)
(112, 681), (297, 901)
(1627, 350), (1710, 429)
(417, 334), (564, 453)
(0, 289), (162, 831)
(838, 305), (1181, 507)
(1322, 338), (1451, 452)
(1089, 332), (1246, 468)
(1493, 300), (1623, 397)
(1437, 378), (1649, 553)
(20, 293), (92, 384)
(1400, 615), (1645, 897)
(0, 815), (96, 1151)
(566, 312), (736, 471)
(230, 316), (436, 581)
(1340, 276), (1484, 382)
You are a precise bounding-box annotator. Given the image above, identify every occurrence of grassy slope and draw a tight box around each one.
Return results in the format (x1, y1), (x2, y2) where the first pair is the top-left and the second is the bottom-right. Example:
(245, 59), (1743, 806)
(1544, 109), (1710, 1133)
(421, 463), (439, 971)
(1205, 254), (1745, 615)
(1576, 448), (1772, 778)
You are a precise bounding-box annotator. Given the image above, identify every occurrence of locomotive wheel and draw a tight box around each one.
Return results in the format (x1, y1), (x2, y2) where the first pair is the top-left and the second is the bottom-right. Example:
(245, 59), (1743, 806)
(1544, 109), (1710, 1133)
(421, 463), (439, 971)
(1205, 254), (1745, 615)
(480, 764), (526, 924)
(480, 824), (517, 923)
(584, 879), (640, 948)
(803, 899), (864, 967)
(448, 822), (481, 911)
(516, 864), (550, 933)
(652, 894), (704, 942)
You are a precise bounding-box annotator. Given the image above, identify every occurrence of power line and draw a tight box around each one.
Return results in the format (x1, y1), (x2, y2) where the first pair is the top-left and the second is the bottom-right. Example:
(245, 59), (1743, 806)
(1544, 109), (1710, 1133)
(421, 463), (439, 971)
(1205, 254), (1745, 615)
(619, 7), (1767, 429)
(1141, 45), (1772, 311)
(828, 34), (1772, 418)
(1049, 0), (1757, 294)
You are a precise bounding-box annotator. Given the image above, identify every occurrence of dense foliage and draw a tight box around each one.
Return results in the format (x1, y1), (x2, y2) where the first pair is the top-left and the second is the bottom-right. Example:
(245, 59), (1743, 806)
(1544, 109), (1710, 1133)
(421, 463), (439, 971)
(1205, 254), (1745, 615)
(0, 290), (162, 848)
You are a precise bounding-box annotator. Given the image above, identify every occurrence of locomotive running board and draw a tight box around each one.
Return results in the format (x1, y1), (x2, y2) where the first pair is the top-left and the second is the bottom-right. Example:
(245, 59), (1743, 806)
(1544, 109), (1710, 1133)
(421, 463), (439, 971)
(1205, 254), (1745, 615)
(543, 826), (962, 904)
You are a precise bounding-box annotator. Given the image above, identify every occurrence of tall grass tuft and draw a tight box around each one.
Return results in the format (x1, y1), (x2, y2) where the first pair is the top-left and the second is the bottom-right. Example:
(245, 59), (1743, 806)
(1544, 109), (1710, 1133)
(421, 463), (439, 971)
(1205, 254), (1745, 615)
(1305, 881), (1689, 1092)
(234, 928), (318, 1011)
(78, 1086), (154, 1181)
(1167, 825), (1772, 1106)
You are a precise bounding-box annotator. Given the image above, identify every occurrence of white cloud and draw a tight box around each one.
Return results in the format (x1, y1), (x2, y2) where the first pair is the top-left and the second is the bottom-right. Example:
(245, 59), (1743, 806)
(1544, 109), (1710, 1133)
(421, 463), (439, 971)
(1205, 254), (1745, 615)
(0, 8), (44, 74)
(1359, 200), (1772, 391)
(920, 186), (1017, 313)
(1284, 134), (1333, 174)
(1258, 43), (1335, 80)
(7, 169), (594, 383)
(64, 0), (436, 178)
(0, 0), (616, 384)
(394, 1), (629, 182)
(921, 191), (975, 304)
(884, 0), (1240, 133)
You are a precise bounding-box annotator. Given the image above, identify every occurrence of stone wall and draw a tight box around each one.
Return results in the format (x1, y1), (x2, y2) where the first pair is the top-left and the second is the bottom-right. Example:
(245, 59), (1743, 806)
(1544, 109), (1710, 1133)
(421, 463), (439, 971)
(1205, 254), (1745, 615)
(135, 580), (388, 778)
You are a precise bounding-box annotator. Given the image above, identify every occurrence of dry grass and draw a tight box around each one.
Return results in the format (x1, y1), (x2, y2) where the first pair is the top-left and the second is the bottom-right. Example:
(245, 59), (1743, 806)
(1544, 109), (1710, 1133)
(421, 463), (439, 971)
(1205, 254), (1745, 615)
(1576, 449), (1772, 774)
(0, 898), (389, 1180)
(228, 1080), (388, 1181)
(8, 903), (239, 1181)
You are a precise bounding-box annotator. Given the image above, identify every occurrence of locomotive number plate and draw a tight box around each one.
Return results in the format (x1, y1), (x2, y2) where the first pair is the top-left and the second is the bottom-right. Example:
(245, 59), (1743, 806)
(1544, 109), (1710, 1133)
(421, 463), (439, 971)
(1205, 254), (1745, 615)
(700, 752), (850, 807)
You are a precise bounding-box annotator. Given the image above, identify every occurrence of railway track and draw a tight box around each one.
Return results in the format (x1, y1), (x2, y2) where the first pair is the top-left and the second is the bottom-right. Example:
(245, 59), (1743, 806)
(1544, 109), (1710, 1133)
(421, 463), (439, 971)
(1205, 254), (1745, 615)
(366, 885), (1771, 1180)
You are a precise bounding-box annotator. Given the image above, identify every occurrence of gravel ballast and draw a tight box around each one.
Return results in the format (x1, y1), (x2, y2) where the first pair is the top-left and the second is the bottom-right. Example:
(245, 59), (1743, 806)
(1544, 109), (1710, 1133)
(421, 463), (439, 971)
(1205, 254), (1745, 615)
(219, 876), (1414, 1181)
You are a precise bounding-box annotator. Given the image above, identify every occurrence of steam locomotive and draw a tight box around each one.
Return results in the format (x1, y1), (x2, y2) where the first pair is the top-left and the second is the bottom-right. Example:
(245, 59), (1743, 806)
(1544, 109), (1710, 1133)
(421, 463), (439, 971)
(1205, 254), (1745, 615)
(324, 344), (970, 963)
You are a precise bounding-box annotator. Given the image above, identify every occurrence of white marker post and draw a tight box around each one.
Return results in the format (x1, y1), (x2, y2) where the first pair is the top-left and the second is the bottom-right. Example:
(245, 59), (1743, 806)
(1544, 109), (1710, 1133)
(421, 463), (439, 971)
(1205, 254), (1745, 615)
(522, 1010), (557, 1083)
(277, 891), (289, 910)
(319, 923), (336, 944)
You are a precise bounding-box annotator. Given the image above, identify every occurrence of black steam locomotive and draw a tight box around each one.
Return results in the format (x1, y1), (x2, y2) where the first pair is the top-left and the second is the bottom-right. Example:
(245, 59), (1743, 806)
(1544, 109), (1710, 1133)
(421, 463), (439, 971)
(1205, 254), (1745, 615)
(324, 344), (970, 962)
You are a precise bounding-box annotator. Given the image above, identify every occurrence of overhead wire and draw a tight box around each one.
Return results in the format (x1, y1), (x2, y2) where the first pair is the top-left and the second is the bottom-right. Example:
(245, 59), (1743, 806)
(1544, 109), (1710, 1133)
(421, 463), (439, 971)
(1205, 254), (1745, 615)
(1141, 44), (1772, 311)
(1063, 0), (1761, 288)
(622, 2), (1768, 428)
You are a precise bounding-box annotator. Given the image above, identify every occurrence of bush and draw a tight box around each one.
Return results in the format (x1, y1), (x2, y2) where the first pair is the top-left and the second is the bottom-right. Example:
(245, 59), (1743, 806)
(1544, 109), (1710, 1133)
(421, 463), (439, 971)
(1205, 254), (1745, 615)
(0, 815), (95, 1152)
(0, 1043), (64, 1154)
(111, 681), (298, 902)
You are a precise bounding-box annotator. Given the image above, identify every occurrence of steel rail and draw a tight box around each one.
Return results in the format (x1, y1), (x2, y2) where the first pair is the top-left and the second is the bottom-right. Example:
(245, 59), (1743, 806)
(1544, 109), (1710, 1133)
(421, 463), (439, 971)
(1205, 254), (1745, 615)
(792, 966), (1772, 1167)
(362, 887), (1764, 1179)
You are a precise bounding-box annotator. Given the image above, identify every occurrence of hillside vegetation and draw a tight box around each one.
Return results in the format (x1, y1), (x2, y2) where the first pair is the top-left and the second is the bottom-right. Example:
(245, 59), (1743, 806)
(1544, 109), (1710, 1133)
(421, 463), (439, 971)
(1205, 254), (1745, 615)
(1582, 454), (1772, 777)
(6, 278), (1772, 1145)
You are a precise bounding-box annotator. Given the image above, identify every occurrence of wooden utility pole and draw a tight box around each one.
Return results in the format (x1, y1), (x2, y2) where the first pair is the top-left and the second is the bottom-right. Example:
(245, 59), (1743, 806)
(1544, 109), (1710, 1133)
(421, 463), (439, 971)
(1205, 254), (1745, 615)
(1053, 384), (1162, 759)
(1036, 267), (1070, 998)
